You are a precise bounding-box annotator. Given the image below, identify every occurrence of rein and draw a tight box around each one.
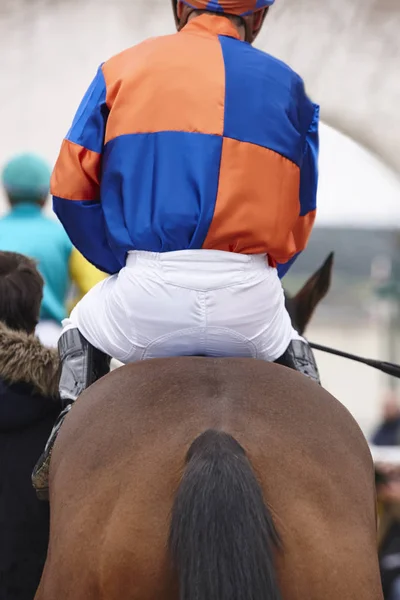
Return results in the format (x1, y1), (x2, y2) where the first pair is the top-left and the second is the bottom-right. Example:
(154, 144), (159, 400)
(310, 342), (400, 379)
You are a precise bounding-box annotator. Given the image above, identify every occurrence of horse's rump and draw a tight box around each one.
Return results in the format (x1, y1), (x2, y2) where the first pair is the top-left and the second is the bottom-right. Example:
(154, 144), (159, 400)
(37, 358), (383, 600)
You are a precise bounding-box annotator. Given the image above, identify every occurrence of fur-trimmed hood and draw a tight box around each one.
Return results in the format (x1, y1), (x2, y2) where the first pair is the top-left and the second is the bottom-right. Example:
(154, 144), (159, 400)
(0, 321), (60, 398)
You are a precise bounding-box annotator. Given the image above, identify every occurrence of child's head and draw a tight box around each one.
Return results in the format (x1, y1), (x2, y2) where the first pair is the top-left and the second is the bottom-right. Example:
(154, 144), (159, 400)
(1, 153), (51, 209)
(0, 252), (43, 334)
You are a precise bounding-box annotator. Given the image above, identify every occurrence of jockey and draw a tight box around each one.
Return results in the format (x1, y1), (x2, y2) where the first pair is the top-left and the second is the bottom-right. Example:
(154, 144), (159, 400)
(32, 0), (321, 498)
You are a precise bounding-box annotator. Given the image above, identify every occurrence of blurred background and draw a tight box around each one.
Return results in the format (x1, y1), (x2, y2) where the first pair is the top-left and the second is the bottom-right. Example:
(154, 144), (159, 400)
(0, 0), (399, 437)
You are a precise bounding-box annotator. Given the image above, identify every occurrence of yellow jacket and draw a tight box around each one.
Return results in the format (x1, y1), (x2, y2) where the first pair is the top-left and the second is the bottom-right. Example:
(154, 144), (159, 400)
(68, 249), (106, 313)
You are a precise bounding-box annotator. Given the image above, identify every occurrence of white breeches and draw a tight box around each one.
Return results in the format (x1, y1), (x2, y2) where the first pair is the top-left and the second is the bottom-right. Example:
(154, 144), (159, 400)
(63, 250), (302, 364)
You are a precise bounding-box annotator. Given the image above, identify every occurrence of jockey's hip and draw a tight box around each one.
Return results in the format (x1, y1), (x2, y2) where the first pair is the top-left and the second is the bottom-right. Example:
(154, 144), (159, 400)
(64, 250), (297, 363)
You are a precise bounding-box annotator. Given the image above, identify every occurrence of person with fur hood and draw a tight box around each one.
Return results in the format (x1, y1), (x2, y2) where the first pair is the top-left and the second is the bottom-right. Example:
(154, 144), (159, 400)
(0, 251), (61, 600)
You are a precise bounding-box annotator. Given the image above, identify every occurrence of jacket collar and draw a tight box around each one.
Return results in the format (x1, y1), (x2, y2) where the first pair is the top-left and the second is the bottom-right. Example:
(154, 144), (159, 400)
(181, 13), (241, 41)
(0, 321), (60, 398)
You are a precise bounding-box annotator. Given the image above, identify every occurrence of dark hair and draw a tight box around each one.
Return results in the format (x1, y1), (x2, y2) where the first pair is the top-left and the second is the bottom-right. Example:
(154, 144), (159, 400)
(0, 252), (43, 333)
(192, 9), (244, 28)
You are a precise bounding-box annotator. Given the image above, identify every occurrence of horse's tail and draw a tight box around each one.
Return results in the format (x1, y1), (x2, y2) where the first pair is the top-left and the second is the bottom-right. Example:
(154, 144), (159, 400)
(169, 429), (282, 600)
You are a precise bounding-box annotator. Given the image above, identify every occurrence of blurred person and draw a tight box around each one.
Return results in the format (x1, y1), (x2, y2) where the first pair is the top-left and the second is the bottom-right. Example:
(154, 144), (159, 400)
(0, 153), (106, 347)
(33, 0), (320, 497)
(372, 393), (400, 446)
(374, 394), (400, 599)
(0, 251), (61, 600)
(376, 464), (400, 599)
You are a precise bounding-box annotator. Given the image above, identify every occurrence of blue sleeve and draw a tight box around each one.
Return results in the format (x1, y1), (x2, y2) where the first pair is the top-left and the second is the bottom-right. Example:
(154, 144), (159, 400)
(52, 65), (122, 275)
(53, 199), (123, 275)
(299, 102), (319, 219)
(66, 63), (109, 153)
(277, 101), (320, 279)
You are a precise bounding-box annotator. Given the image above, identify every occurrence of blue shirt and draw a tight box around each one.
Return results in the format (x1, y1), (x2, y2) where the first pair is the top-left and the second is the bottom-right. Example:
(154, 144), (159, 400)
(0, 204), (72, 323)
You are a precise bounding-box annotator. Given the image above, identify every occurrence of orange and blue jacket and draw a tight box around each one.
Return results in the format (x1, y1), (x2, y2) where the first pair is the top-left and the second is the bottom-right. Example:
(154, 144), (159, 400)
(51, 13), (319, 278)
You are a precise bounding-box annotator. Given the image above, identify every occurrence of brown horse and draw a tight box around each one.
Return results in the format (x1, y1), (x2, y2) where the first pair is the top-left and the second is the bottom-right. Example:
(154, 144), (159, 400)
(35, 255), (383, 600)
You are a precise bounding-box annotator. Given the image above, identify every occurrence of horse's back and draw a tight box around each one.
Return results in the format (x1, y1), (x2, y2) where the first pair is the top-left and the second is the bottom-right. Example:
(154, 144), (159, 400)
(37, 358), (381, 600)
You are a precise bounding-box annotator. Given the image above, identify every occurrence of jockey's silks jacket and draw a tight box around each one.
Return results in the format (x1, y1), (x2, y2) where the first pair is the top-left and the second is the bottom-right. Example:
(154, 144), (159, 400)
(51, 14), (319, 278)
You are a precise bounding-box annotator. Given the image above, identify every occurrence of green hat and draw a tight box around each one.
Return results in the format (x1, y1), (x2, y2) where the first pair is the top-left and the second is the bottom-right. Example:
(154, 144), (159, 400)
(1, 153), (51, 202)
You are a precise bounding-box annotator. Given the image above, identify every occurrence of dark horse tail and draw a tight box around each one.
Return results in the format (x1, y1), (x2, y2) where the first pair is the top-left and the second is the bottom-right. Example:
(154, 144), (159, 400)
(169, 429), (282, 600)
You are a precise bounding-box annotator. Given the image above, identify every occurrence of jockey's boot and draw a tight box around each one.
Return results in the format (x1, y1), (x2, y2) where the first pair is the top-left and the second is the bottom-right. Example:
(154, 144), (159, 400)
(275, 339), (321, 385)
(32, 328), (111, 501)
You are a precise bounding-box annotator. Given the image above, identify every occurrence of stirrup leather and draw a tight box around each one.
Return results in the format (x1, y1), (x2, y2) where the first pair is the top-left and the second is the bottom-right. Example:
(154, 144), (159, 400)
(31, 404), (72, 500)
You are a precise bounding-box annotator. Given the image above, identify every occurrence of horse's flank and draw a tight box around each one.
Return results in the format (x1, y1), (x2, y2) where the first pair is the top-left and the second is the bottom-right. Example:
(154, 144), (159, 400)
(37, 357), (382, 600)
